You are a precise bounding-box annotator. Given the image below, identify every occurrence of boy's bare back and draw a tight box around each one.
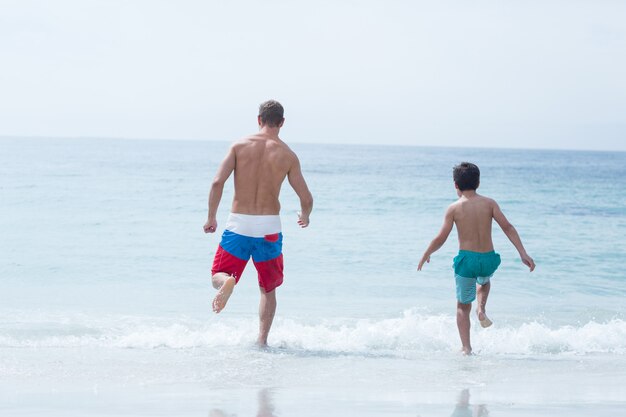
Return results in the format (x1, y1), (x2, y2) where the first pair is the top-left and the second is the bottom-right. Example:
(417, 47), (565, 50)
(450, 193), (497, 253)
(418, 162), (534, 273)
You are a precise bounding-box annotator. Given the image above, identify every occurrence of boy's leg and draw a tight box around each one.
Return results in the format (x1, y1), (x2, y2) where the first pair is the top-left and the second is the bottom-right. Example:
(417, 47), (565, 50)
(257, 287), (277, 346)
(212, 272), (236, 313)
(456, 301), (472, 354)
(476, 281), (492, 328)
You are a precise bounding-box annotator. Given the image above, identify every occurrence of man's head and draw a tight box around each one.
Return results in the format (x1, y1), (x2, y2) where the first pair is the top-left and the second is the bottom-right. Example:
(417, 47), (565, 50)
(453, 162), (480, 191)
(258, 100), (284, 128)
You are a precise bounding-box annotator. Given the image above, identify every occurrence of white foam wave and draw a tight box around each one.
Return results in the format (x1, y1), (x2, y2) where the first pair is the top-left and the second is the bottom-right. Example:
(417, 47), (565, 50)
(1, 311), (625, 355)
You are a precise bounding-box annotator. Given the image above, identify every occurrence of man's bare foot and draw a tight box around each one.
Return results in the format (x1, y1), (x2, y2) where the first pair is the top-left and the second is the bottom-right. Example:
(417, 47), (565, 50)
(477, 310), (493, 328)
(461, 347), (473, 355)
(212, 276), (236, 313)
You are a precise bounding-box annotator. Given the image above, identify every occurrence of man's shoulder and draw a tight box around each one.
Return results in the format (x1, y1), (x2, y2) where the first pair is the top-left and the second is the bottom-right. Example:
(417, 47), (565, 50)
(230, 135), (268, 152)
(234, 134), (292, 149)
(232, 134), (260, 147)
(268, 137), (298, 160)
(232, 135), (297, 161)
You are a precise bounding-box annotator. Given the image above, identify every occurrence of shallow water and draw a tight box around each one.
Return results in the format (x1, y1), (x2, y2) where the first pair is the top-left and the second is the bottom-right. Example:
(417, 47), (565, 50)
(1, 137), (625, 415)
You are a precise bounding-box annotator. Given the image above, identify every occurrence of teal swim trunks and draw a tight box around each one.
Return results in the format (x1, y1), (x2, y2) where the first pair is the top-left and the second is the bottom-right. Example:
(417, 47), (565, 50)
(453, 250), (501, 304)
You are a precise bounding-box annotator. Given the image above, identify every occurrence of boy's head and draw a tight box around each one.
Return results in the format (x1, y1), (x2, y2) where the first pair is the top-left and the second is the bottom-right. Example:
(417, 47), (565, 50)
(453, 162), (480, 191)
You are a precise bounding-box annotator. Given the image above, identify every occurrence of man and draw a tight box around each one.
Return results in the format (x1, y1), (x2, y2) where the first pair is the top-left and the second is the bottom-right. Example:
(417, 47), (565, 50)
(203, 100), (313, 346)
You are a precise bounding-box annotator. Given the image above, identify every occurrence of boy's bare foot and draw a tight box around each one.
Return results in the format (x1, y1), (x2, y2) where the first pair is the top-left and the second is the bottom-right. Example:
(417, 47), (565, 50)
(212, 276), (236, 313)
(477, 311), (493, 328)
(461, 347), (473, 355)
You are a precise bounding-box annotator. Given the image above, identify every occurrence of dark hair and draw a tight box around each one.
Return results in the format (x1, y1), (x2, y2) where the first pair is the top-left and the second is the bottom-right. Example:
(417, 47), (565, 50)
(258, 100), (284, 127)
(453, 162), (480, 191)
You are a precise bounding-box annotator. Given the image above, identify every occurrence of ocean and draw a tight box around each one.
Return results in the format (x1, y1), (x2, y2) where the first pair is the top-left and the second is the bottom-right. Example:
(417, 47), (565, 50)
(1, 137), (625, 416)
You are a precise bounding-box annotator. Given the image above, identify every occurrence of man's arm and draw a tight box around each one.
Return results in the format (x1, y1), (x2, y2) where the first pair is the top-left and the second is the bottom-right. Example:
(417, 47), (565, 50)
(287, 155), (313, 228)
(203, 146), (236, 233)
(418, 205), (454, 270)
(492, 201), (535, 271)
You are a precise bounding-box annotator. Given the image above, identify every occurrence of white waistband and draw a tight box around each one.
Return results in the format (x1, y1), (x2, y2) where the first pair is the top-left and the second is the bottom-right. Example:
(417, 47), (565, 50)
(224, 213), (282, 238)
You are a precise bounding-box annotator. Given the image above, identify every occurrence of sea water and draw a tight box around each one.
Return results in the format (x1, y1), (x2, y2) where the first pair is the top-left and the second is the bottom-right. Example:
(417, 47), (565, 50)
(1, 137), (625, 416)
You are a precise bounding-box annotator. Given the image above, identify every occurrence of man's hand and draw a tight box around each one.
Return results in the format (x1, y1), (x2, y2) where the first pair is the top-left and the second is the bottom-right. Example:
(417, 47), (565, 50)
(204, 218), (217, 233)
(297, 211), (310, 228)
(521, 254), (535, 272)
(417, 254), (430, 271)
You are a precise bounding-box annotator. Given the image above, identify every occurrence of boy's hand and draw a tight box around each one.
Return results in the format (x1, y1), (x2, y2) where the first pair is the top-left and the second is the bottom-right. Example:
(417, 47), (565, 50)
(522, 254), (535, 271)
(417, 255), (430, 271)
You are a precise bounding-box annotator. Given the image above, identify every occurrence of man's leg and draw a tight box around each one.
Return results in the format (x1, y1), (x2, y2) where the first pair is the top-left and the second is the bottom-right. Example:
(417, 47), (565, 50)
(456, 301), (472, 355)
(476, 281), (492, 327)
(257, 388), (277, 417)
(212, 272), (236, 313)
(257, 288), (276, 346)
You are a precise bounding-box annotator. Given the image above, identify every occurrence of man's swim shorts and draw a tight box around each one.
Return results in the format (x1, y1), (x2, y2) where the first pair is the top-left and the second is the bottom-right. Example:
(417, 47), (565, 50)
(453, 250), (501, 304)
(211, 213), (284, 292)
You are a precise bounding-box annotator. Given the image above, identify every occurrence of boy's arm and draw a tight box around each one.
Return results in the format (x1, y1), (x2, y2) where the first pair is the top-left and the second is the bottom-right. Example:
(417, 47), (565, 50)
(492, 201), (535, 271)
(418, 205), (454, 271)
(203, 145), (236, 233)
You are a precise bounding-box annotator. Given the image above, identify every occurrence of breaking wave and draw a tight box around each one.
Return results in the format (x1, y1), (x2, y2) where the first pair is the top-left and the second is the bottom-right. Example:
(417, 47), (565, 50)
(1, 310), (625, 355)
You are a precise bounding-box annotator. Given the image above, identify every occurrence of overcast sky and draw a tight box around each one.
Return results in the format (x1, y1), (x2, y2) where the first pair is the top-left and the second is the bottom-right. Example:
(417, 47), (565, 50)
(1, 0), (624, 150)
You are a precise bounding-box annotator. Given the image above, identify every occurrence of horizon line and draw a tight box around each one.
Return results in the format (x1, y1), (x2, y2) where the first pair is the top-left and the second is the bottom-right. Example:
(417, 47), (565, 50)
(1, 134), (624, 154)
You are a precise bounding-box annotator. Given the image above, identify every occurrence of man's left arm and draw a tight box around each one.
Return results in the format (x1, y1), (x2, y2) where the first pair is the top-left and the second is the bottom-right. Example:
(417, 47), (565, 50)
(287, 155), (313, 228)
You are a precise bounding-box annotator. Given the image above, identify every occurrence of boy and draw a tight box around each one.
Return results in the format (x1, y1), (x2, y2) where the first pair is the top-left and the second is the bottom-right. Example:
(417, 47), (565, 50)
(418, 162), (535, 355)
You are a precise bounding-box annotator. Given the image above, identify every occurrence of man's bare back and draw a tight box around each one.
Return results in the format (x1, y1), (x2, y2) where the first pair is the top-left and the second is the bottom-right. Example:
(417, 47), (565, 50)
(204, 131), (312, 233)
(231, 133), (297, 215)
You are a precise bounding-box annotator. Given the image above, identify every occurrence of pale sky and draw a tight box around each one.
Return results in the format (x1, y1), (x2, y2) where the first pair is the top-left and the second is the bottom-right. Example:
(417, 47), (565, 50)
(1, 0), (625, 150)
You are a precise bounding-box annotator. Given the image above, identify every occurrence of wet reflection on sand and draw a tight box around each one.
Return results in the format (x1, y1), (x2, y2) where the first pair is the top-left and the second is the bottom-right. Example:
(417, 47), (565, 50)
(209, 387), (491, 416)
(209, 388), (276, 417)
(450, 389), (488, 417)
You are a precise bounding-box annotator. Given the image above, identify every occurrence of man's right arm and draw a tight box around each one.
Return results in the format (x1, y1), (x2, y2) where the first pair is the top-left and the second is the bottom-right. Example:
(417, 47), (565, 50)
(204, 146), (236, 233)
(287, 155), (313, 228)
(492, 200), (535, 271)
